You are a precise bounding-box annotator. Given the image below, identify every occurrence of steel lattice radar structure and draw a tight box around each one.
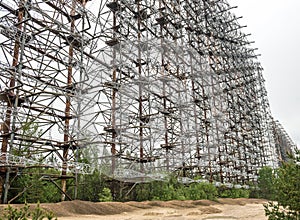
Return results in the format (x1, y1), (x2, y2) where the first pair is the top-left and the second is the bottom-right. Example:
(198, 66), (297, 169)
(0, 0), (296, 203)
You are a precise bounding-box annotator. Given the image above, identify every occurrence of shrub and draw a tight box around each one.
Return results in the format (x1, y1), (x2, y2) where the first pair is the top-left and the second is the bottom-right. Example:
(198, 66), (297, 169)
(218, 186), (250, 198)
(0, 203), (57, 220)
(134, 178), (218, 201)
(187, 182), (218, 200)
(75, 170), (109, 202)
(264, 202), (299, 220)
(99, 187), (113, 202)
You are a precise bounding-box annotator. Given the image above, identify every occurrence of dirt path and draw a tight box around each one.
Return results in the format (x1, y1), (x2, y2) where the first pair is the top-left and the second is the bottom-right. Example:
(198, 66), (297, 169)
(56, 199), (268, 220)
(0, 198), (268, 220)
(59, 203), (267, 220)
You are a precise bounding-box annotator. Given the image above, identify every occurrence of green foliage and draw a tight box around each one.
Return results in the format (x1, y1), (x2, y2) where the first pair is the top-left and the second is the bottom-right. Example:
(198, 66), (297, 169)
(75, 170), (109, 202)
(7, 121), (61, 204)
(0, 203), (57, 220)
(134, 181), (172, 201)
(13, 121), (43, 157)
(187, 182), (218, 200)
(31, 203), (57, 220)
(275, 161), (300, 211)
(264, 150), (300, 220)
(218, 186), (250, 199)
(0, 203), (30, 220)
(8, 169), (61, 204)
(264, 202), (299, 220)
(257, 166), (276, 200)
(99, 187), (113, 202)
(134, 178), (218, 201)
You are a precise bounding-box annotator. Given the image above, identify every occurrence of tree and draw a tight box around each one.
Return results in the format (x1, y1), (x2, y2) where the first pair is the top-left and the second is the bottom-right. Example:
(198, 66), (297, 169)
(264, 149), (300, 220)
(257, 166), (276, 200)
(75, 169), (109, 202)
(8, 168), (61, 203)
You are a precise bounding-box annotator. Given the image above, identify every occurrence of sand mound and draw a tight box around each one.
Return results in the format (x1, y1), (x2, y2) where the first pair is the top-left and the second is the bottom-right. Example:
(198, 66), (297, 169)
(199, 206), (223, 214)
(192, 199), (219, 206)
(42, 201), (137, 216)
(0, 198), (267, 218)
(218, 198), (266, 206)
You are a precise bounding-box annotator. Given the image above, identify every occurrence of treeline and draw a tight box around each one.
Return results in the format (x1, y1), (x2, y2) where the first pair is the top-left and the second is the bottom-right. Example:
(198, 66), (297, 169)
(5, 149), (299, 219)
(7, 169), (259, 203)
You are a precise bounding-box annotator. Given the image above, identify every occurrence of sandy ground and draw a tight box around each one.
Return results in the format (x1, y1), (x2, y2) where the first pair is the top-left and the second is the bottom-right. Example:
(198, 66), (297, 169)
(0, 198), (268, 220)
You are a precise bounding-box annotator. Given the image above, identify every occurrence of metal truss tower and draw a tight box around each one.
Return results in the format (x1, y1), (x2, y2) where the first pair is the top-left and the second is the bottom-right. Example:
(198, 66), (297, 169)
(272, 119), (296, 163)
(0, 0), (283, 202)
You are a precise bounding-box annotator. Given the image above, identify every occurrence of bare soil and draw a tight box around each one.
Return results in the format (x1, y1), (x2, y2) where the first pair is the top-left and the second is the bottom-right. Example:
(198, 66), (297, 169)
(0, 198), (268, 220)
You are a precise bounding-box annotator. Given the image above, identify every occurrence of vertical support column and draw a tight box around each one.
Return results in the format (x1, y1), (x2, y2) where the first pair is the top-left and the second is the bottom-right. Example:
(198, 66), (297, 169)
(158, 0), (170, 171)
(74, 0), (87, 200)
(0, 0), (25, 203)
(109, 0), (118, 200)
(111, 0), (118, 174)
(61, 0), (88, 201)
(137, 0), (144, 170)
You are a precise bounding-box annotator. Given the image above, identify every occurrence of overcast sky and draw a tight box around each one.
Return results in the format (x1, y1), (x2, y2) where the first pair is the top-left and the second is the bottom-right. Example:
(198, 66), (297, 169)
(228, 0), (300, 147)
